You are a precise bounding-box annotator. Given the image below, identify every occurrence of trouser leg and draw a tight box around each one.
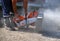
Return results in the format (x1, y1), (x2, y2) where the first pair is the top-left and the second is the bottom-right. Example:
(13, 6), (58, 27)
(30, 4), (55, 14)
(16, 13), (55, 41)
(1, 0), (10, 17)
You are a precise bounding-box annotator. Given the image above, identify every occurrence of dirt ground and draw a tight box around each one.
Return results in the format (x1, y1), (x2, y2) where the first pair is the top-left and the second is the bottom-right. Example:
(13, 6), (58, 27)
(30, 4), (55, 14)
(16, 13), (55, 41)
(0, 27), (60, 41)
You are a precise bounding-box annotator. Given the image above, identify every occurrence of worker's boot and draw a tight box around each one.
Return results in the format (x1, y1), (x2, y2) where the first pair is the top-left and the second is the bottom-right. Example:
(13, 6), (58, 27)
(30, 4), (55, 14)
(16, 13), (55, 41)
(3, 16), (17, 31)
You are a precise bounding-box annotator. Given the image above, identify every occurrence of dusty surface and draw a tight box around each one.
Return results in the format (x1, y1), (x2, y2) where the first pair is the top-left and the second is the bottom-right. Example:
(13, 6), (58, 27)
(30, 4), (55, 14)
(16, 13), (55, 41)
(0, 28), (60, 41)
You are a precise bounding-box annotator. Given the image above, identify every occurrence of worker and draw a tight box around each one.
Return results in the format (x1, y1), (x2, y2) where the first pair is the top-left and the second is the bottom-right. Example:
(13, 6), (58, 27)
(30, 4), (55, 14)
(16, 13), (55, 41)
(1, 0), (16, 30)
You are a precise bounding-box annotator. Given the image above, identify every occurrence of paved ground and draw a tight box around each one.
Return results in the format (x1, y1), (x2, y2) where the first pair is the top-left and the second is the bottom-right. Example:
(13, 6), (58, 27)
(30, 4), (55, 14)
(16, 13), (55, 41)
(0, 28), (60, 41)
